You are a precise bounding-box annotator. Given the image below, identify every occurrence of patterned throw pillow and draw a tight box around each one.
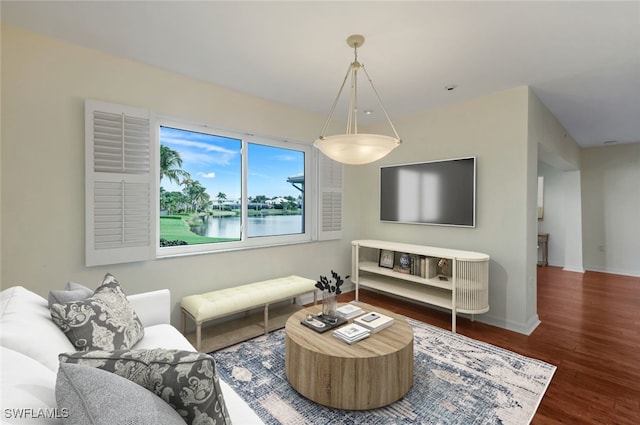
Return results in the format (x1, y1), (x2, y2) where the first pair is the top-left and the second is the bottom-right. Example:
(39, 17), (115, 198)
(59, 348), (231, 425)
(47, 282), (94, 309)
(50, 274), (144, 351)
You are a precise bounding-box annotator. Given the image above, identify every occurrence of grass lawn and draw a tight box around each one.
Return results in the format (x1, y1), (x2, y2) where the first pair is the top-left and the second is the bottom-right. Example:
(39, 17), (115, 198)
(160, 215), (236, 244)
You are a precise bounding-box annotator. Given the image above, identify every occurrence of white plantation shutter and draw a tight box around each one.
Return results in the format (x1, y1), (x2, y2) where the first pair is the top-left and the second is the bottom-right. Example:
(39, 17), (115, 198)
(85, 100), (156, 266)
(317, 152), (343, 240)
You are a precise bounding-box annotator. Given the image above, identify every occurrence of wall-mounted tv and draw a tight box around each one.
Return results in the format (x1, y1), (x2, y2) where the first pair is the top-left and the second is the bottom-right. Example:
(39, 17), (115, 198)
(380, 156), (476, 227)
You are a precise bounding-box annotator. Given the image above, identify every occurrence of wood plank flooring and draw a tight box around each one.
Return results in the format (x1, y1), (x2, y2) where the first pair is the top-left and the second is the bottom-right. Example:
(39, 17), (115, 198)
(338, 266), (640, 424)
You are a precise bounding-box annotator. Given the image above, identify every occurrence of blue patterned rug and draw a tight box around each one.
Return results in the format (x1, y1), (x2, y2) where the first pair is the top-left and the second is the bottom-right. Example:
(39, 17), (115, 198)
(213, 318), (555, 425)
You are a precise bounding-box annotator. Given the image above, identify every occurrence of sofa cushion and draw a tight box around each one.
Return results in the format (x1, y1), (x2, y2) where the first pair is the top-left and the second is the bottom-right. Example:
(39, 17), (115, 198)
(47, 282), (93, 309)
(134, 323), (196, 351)
(1, 286), (76, 372)
(56, 363), (185, 425)
(50, 274), (144, 351)
(1, 346), (60, 424)
(59, 348), (231, 425)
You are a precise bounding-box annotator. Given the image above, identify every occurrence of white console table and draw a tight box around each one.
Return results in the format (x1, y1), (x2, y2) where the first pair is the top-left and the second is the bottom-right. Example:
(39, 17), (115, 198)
(351, 240), (490, 332)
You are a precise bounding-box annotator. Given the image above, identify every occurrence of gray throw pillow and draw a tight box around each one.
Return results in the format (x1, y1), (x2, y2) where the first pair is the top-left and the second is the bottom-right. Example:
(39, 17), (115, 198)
(59, 348), (231, 425)
(50, 273), (144, 351)
(47, 282), (94, 309)
(56, 362), (185, 425)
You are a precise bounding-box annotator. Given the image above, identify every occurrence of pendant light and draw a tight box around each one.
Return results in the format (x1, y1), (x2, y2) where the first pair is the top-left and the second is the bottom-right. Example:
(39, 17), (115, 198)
(313, 34), (401, 165)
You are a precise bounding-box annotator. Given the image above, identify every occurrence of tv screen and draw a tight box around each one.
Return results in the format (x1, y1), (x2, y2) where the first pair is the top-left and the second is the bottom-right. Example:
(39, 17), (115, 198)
(380, 157), (476, 227)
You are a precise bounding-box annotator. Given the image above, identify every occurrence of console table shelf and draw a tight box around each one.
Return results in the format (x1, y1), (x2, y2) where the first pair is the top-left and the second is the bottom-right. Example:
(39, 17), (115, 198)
(358, 261), (454, 290)
(352, 240), (490, 332)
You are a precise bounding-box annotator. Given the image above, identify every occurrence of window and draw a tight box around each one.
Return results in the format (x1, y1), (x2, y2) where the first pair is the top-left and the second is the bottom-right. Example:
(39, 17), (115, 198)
(85, 100), (341, 266)
(157, 121), (312, 256)
(246, 143), (306, 238)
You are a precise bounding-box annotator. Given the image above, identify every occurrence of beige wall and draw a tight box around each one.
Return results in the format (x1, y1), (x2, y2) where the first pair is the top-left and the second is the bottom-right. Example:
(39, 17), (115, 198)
(527, 89), (583, 321)
(581, 144), (640, 276)
(0, 26), (352, 326)
(350, 87), (540, 333)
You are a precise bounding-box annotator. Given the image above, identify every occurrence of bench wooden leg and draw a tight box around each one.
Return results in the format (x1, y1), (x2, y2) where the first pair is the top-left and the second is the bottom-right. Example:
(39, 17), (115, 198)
(264, 304), (269, 335)
(196, 322), (202, 351)
(181, 309), (187, 335)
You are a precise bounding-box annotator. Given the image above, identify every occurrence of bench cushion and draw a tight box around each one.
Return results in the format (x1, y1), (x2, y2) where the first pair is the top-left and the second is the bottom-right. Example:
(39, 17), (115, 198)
(181, 275), (315, 322)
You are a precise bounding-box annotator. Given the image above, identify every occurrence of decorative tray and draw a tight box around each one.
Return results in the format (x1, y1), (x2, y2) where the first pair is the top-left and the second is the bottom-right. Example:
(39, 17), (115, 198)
(300, 313), (347, 334)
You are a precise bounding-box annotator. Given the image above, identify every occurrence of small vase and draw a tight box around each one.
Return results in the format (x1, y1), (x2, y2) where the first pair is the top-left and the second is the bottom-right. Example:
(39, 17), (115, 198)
(322, 292), (338, 324)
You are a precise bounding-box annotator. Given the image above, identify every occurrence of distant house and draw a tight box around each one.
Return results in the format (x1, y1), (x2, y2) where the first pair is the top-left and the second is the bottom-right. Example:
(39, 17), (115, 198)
(266, 197), (287, 206)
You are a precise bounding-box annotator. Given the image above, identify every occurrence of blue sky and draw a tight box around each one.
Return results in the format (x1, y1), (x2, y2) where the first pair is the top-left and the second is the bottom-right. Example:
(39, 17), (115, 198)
(160, 126), (304, 200)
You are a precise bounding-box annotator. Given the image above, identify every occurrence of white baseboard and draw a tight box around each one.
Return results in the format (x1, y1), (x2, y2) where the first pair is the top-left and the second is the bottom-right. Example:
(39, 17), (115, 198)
(474, 313), (540, 336)
(584, 266), (640, 278)
(297, 292), (318, 306)
(342, 286), (539, 336)
(562, 265), (585, 273)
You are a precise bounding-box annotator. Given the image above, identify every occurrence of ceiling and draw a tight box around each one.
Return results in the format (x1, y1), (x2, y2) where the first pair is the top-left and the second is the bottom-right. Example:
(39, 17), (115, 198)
(3, 1), (640, 148)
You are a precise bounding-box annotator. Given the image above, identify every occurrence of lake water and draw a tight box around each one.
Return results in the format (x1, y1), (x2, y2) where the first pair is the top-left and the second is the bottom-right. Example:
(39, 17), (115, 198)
(192, 215), (303, 238)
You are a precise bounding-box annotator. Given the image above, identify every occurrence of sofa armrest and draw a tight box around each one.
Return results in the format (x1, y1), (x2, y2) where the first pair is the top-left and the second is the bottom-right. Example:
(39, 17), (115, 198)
(128, 289), (171, 327)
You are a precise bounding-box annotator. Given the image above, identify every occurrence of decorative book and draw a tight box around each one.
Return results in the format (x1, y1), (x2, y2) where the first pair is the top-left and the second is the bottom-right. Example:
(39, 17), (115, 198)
(336, 303), (365, 320)
(333, 323), (370, 344)
(353, 312), (394, 333)
(332, 331), (370, 345)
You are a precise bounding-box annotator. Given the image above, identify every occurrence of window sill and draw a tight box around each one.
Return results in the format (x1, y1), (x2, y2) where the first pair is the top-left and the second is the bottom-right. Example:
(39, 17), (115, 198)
(155, 238), (316, 260)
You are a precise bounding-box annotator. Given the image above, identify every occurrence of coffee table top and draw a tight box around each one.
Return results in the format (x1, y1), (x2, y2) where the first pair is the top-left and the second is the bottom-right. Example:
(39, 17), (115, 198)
(285, 302), (413, 358)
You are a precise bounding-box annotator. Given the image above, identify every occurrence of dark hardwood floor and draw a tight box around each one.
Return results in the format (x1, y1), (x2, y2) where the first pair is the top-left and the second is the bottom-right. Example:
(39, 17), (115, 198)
(338, 266), (640, 424)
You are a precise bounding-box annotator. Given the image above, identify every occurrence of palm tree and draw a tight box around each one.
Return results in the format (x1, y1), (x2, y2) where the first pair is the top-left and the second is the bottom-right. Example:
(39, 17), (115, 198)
(183, 179), (209, 213)
(160, 145), (190, 185)
(216, 192), (227, 210)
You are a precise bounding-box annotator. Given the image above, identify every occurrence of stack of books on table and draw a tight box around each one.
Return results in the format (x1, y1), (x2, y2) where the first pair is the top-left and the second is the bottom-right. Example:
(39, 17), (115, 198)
(353, 312), (395, 334)
(332, 323), (370, 345)
(336, 303), (365, 320)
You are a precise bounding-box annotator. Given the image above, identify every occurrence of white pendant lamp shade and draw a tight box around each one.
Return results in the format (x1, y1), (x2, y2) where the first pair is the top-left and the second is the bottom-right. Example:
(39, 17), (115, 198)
(313, 34), (401, 165)
(314, 134), (401, 165)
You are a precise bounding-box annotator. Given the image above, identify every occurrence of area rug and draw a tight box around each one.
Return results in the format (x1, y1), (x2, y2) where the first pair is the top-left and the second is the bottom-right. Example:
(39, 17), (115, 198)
(213, 318), (556, 425)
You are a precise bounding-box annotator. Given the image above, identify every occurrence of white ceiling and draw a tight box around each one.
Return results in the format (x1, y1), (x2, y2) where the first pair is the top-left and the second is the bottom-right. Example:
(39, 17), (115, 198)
(3, 1), (640, 148)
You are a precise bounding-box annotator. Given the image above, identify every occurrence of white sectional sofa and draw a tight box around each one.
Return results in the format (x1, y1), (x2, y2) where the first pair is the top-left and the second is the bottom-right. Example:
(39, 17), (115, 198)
(0, 285), (264, 424)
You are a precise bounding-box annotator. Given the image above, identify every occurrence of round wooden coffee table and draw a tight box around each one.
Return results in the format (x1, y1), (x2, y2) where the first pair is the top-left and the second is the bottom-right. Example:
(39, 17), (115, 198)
(285, 302), (413, 410)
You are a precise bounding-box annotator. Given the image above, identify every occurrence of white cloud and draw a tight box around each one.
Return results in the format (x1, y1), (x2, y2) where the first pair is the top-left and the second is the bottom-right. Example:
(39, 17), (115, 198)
(162, 136), (239, 166)
(197, 171), (216, 179)
(163, 137), (237, 155)
(274, 154), (296, 161)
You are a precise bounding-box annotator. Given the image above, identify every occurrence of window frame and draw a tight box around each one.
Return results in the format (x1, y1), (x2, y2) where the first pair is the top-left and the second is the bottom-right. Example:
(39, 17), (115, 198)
(156, 118), (314, 258)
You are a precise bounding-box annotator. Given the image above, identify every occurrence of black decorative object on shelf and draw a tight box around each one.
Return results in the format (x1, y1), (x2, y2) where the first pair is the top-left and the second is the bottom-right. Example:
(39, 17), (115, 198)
(399, 253), (411, 269)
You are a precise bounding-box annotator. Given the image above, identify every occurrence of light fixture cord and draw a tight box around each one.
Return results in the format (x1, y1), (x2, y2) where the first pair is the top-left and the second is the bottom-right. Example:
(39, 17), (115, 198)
(361, 64), (401, 141)
(348, 63), (358, 135)
(349, 43), (360, 135)
(318, 64), (352, 138)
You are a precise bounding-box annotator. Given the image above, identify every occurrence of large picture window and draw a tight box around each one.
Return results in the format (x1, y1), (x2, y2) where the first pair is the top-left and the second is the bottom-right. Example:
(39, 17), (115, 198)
(85, 100), (340, 266)
(158, 122), (310, 256)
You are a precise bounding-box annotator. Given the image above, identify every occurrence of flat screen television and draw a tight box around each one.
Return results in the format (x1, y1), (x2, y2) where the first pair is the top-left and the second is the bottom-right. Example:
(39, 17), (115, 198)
(380, 156), (476, 227)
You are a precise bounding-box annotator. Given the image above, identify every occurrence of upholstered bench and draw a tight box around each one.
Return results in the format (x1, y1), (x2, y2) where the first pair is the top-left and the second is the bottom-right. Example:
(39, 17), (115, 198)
(181, 275), (317, 351)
